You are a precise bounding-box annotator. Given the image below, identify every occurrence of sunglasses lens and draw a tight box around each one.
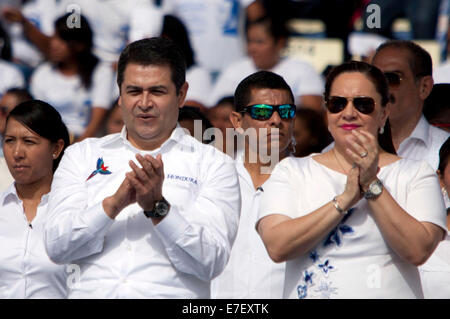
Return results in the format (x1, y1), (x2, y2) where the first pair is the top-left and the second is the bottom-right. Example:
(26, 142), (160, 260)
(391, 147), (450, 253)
(250, 104), (273, 120)
(353, 97), (375, 114)
(278, 104), (296, 119)
(384, 72), (401, 87)
(327, 97), (347, 113)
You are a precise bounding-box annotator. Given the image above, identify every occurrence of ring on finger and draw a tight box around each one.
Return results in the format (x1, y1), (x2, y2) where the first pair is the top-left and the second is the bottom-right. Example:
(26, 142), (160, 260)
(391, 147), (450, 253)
(360, 151), (368, 158)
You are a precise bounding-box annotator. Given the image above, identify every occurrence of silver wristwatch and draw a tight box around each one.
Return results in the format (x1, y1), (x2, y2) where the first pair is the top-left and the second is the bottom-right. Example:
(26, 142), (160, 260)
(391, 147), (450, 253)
(143, 197), (170, 218)
(363, 179), (383, 200)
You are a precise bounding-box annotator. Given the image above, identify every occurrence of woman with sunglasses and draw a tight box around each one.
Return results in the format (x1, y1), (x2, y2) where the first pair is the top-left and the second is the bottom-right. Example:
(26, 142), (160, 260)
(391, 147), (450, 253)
(256, 61), (447, 298)
(0, 100), (70, 298)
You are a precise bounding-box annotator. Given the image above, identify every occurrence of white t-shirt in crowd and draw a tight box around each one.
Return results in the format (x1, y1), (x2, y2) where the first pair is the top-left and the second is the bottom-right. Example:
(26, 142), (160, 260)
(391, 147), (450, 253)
(258, 156), (447, 299)
(44, 126), (240, 298)
(0, 60), (25, 97)
(30, 62), (114, 137)
(433, 60), (450, 84)
(162, 0), (253, 74)
(211, 152), (285, 299)
(209, 56), (324, 107)
(185, 65), (212, 107)
(0, 157), (14, 193)
(0, 184), (67, 298)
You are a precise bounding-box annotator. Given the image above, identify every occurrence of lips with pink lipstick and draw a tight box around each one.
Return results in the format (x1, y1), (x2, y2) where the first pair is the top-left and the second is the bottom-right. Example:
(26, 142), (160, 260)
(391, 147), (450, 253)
(340, 124), (361, 131)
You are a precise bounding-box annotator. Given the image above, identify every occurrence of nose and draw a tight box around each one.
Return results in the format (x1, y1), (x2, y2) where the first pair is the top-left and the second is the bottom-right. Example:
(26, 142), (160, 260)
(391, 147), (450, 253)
(12, 142), (25, 160)
(268, 110), (282, 126)
(138, 92), (153, 111)
(341, 100), (358, 120)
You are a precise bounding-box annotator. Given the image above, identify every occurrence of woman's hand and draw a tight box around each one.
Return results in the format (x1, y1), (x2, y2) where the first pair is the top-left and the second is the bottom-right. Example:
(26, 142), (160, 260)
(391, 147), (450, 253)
(338, 163), (363, 210)
(346, 129), (380, 191)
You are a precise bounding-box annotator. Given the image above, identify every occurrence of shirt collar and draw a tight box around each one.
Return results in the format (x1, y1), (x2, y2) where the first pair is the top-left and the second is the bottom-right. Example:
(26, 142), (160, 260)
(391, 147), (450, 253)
(100, 123), (190, 151)
(407, 115), (431, 146)
(2, 183), (50, 206)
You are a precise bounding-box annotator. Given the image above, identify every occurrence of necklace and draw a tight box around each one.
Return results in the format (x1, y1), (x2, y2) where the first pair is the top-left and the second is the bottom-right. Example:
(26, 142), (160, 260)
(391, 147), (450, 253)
(332, 148), (351, 175)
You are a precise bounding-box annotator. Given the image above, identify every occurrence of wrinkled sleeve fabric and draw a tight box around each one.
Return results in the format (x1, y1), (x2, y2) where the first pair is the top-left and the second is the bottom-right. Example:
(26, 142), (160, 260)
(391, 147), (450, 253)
(154, 150), (241, 281)
(44, 142), (114, 264)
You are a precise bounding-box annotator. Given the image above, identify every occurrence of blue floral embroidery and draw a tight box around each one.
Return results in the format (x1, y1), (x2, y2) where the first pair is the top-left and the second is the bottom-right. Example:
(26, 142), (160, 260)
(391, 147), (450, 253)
(304, 270), (315, 285)
(314, 280), (338, 299)
(309, 251), (319, 263)
(318, 259), (335, 276)
(323, 207), (355, 247)
(297, 285), (308, 299)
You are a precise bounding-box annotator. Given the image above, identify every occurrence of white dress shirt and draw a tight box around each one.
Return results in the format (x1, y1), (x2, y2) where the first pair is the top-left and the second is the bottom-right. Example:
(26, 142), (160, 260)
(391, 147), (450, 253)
(45, 126), (241, 298)
(211, 153), (285, 299)
(0, 184), (67, 299)
(258, 156), (447, 299)
(396, 115), (449, 170)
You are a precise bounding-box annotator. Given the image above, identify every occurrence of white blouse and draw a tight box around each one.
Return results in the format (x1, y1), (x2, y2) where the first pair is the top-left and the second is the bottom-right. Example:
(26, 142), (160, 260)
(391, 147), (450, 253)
(258, 155), (447, 299)
(0, 184), (67, 298)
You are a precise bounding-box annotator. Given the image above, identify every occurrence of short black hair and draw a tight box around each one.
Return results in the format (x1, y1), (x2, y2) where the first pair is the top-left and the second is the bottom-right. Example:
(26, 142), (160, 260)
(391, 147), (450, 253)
(234, 70), (294, 112)
(117, 37), (186, 94)
(6, 100), (70, 172)
(375, 40), (432, 78)
(4, 87), (33, 103)
(245, 15), (289, 42)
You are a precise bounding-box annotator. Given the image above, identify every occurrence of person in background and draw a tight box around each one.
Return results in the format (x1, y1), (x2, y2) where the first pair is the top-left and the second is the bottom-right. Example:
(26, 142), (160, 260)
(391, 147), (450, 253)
(103, 99), (124, 136)
(29, 13), (114, 142)
(212, 70), (295, 298)
(419, 137), (450, 298)
(0, 88), (33, 192)
(423, 84), (450, 133)
(207, 96), (236, 156)
(161, 15), (212, 112)
(210, 15), (324, 112)
(292, 108), (333, 158)
(178, 105), (214, 144)
(371, 40), (449, 170)
(0, 99), (70, 298)
(44, 37), (240, 298)
(257, 61), (446, 299)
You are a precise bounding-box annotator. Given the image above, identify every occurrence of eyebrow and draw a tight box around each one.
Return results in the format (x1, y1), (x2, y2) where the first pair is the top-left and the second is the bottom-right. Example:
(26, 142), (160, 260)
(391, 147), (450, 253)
(125, 85), (168, 91)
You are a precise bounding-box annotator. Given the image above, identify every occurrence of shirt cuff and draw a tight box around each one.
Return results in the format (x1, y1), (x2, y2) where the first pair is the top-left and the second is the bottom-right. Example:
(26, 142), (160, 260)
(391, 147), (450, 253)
(82, 202), (115, 238)
(153, 205), (189, 246)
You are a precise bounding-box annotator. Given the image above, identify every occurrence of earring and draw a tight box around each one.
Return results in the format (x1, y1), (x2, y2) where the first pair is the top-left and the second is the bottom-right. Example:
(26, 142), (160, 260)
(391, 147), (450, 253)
(53, 154), (57, 159)
(379, 126), (384, 134)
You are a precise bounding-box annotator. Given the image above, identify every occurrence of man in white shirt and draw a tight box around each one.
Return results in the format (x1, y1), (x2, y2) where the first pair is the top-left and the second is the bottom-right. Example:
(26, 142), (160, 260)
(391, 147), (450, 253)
(371, 40), (450, 298)
(211, 70), (295, 298)
(44, 37), (241, 298)
(370, 40), (449, 170)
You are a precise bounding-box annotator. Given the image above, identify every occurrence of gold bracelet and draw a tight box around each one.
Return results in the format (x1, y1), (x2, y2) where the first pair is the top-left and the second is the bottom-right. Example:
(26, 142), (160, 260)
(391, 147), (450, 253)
(332, 197), (348, 216)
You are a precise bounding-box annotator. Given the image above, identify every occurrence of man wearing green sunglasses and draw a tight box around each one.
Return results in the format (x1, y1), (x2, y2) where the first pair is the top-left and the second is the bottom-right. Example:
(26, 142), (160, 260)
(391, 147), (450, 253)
(211, 70), (295, 299)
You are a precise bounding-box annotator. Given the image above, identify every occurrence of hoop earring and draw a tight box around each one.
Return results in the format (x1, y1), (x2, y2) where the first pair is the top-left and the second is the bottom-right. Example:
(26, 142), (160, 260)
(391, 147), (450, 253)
(289, 136), (297, 154)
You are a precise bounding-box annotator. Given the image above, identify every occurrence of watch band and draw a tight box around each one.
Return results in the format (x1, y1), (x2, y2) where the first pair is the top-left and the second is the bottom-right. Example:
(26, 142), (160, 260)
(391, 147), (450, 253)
(143, 197), (170, 218)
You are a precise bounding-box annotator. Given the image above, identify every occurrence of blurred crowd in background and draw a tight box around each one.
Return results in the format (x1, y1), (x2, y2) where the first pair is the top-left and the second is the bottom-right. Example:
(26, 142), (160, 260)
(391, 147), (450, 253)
(0, 0), (449, 160)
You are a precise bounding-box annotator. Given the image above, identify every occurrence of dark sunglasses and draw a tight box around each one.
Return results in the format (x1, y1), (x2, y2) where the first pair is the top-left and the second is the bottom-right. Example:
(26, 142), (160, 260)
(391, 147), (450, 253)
(241, 104), (296, 120)
(326, 96), (376, 114)
(383, 72), (402, 87)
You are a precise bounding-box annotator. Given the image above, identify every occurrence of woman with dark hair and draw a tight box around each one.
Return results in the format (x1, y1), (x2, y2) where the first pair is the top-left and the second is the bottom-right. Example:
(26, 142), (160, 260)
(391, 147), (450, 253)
(0, 99), (70, 298)
(161, 15), (212, 110)
(210, 15), (324, 111)
(256, 61), (446, 298)
(29, 13), (114, 142)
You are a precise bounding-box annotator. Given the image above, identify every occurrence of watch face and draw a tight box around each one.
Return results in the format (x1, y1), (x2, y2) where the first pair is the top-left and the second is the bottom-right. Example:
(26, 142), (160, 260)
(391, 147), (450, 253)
(370, 181), (383, 195)
(155, 200), (169, 216)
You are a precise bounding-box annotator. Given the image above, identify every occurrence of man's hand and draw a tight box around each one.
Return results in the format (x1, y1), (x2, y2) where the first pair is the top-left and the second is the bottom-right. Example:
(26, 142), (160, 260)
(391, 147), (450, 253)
(126, 154), (165, 212)
(103, 176), (137, 219)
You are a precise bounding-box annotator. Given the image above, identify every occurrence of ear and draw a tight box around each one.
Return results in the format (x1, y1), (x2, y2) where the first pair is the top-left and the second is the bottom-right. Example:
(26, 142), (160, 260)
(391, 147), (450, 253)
(418, 75), (434, 100)
(52, 138), (65, 159)
(177, 82), (189, 109)
(229, 111), (244, 132)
